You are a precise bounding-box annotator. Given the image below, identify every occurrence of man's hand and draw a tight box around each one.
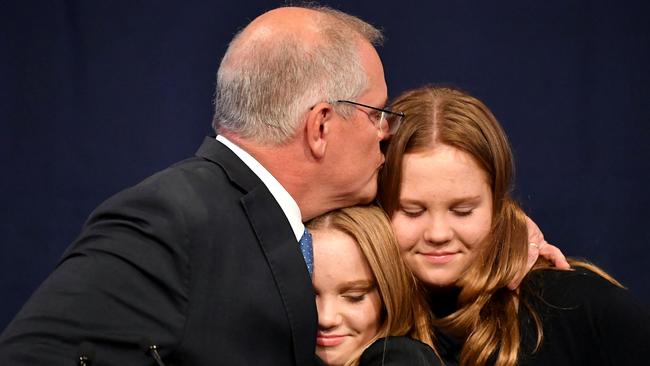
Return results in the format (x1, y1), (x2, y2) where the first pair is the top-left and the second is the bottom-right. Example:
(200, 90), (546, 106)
(507, 216), (570, 290)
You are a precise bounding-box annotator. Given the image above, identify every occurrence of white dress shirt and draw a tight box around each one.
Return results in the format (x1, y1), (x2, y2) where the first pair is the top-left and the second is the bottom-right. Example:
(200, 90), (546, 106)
(216, 135), (304, 241)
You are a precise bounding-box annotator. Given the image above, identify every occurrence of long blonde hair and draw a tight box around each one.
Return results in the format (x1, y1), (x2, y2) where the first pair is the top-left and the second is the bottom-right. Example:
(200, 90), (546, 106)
(379, 85), (622, 366)
(308, 205), (434, 366)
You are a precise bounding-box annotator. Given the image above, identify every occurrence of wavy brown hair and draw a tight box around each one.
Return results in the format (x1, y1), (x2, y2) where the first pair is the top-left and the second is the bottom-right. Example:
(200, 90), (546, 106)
(379, 85), (624, 366)
(379, 85), (528, 365)
(379, 87), (528, 365)
(308, 205), (435, 366)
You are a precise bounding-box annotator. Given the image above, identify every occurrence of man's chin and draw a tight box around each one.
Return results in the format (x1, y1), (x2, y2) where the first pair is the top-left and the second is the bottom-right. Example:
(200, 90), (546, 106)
(356, 183), (378, 205)
(331, 181), (378, 210)
(356, 194), (375, 205)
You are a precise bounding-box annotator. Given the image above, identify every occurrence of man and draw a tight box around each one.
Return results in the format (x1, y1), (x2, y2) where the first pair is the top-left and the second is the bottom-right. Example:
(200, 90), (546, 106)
(0, 6), (391, 365)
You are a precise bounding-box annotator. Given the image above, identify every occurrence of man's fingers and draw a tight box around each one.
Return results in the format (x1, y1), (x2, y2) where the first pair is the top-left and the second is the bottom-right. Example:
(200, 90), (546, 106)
(525, 216), (545, 244)
(539, 241), (570, 269)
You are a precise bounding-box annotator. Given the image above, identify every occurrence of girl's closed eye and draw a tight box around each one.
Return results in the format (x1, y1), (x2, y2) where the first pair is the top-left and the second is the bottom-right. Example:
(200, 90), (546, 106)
(451, 207), (474, 217)
(342, 284), (376, 303)
(400, 206), (424, 218)
(343, 293), (366, 303)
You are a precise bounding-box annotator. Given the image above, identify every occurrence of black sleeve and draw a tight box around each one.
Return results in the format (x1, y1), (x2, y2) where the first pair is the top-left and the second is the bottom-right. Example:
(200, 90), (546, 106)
(585, 271), (650, 364)
(522, 268), (650, 365)
(0, 178), (191, 365)
(359, 336), (443, 366)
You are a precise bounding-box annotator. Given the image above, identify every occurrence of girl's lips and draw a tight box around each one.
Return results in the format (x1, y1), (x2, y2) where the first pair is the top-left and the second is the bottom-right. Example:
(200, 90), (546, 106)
(316, 334), (347, 347)
(420, 252), (457, 264)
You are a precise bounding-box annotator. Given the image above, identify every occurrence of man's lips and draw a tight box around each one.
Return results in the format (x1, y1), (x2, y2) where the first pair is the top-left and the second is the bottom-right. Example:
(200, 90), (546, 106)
(419, 251), (458, 264)
(316, 334), (347, 347)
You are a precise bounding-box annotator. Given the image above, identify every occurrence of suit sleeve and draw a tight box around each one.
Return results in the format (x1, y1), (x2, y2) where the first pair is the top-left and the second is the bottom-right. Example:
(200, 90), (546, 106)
(0, 179), (191, 365)
(359, 336), (443, 366)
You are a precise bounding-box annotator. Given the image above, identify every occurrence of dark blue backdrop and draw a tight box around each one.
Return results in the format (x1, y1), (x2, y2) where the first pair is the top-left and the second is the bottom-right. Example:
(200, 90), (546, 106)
(2, 1), (649, 329)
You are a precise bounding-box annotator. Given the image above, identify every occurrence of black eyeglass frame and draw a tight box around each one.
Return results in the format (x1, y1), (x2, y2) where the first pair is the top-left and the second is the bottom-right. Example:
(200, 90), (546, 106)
(335, 99), (405, 135)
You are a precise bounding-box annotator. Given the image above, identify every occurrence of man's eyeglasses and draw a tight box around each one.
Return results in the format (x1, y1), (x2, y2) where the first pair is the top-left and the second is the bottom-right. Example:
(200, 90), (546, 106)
(335, 100), (405, 135)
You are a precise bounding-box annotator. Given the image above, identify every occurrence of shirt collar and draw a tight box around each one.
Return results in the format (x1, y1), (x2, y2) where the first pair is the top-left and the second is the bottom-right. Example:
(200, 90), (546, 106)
(216, 135), (304, 241)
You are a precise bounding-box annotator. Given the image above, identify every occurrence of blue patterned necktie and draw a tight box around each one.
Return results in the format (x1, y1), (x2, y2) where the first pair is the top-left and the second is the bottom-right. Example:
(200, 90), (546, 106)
(299, 227), (314, 276)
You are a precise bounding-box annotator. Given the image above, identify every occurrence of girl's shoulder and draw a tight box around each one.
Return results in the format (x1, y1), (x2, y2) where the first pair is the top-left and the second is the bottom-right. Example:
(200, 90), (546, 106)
(358, 336), (443, 366)
(523, 266), (645, 318)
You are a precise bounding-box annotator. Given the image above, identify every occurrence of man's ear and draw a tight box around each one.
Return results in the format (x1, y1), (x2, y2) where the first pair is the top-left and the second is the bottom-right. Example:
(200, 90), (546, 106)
(305, 102), (334, 159)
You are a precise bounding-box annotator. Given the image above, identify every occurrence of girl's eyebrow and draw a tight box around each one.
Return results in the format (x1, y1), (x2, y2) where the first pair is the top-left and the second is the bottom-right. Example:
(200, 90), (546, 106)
(449, 195), (482, 206)
(339, 280), (375, 292)
(399, 195), (481, 206)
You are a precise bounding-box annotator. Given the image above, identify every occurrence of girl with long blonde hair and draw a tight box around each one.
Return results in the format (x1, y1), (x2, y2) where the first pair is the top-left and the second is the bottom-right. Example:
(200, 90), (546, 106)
(308, 205), (438, 366)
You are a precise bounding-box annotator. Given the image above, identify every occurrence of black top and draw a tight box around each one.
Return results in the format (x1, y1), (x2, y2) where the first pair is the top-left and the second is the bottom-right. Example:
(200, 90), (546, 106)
(435, 267), (650, 365)
(359, 336), (442, 366)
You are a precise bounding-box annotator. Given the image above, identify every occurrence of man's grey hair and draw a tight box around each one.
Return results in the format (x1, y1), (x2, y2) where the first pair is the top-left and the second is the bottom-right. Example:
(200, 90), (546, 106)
(212, 6), (384, 145)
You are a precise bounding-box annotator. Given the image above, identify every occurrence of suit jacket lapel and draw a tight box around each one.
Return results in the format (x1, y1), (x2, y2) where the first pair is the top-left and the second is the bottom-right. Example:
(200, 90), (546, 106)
(196, 137), (317, 365)
(242, 189), (317, 365)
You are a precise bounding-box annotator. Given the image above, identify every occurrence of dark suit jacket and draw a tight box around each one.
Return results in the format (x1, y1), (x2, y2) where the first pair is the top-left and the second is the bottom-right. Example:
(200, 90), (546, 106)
(0, 137), (318, 365)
